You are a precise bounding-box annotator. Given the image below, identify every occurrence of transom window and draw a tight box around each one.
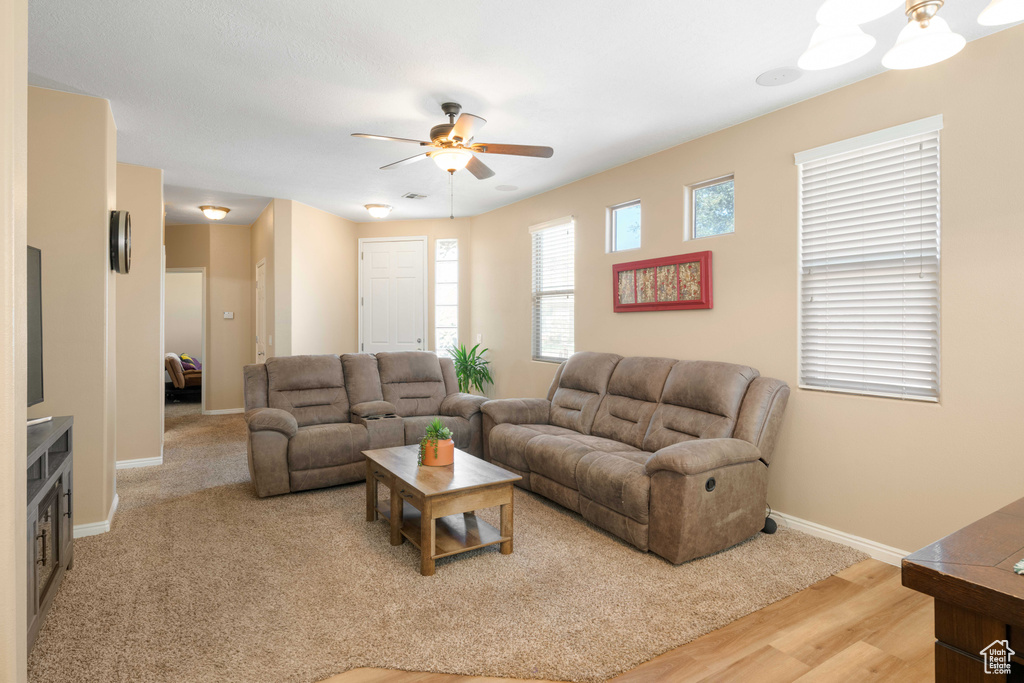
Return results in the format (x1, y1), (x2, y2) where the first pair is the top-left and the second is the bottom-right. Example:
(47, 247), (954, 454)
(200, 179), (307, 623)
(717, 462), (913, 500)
(796, 116), (942, 401)
(608, 200), (641, 252)
(691, 175), (735, 239)
(434, 238), (458, 357)
(531, 218), (574, 363)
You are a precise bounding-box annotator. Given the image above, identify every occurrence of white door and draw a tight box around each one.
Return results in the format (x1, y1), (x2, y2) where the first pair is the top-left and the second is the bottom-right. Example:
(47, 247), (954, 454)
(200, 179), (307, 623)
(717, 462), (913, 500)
(360, 238), (426, 353)
(255, 259), (267, 363)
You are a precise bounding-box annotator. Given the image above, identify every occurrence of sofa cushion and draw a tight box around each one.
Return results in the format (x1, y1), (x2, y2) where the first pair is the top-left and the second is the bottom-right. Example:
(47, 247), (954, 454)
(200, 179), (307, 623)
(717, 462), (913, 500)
(548, 352), (621, 434)
(643, 360), (758, 452)
(402, 415), (473, 451)
(577, 451), (652, 524)
(523, 432), (636, 490)
(376, 352), (448, 417)
(266, 355), (350, 427)
(341, 353), (384, 405)
(591, 356), (677, 449)
(486, 423), (578, 471)
(287, 423), (368, 471)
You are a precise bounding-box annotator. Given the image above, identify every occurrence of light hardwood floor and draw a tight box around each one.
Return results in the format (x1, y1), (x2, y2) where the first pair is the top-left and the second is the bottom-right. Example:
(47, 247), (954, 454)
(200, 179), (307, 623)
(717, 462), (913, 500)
(321, 559), (933, 683)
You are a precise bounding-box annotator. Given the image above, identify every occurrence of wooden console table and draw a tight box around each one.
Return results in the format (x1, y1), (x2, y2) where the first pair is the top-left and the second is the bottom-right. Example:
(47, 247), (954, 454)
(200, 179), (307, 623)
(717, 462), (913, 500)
(903, 496), (1024, 681)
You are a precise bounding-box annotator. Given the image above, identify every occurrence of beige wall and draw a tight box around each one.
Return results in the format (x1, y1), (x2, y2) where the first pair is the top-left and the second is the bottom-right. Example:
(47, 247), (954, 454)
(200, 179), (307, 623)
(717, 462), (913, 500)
(27, 86), (118, 528)
(273, 198), (292, 357)
(470, 26), (1024, 553)
(0, 0), (28, 678)
(250, 201), (275, 357)
(164, 271), (203, 358)
(355, 218), (472, 357)
(114, 163), (164, 464)
(166, 224), (252, 411)
(291, 201), (358, 355)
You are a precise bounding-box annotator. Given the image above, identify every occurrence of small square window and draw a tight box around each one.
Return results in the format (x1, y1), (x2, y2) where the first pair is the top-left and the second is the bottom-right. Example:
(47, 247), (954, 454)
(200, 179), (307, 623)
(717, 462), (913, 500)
(608, 200), (641, 252)
(691, 176), (734, 239)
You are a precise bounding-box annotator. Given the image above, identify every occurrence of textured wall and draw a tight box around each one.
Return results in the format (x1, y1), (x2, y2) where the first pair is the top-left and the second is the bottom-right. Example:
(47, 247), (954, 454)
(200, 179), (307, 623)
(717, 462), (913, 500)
(164, 272), (202, 358)
(469, 26), (1024, 553)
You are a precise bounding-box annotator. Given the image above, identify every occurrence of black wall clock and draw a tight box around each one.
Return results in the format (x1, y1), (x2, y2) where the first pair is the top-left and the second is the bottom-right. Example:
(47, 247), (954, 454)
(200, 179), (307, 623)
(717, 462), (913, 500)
(109, 210), (131, 274)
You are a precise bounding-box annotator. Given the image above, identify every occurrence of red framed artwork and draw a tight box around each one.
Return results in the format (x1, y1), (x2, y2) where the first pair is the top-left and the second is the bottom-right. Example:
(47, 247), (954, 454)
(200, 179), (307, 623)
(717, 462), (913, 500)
(612, 250), (712, 312)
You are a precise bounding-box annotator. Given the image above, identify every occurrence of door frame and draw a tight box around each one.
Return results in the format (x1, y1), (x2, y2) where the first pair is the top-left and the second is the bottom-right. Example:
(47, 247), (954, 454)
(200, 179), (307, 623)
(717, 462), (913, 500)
(357, 236), (429, 354)
(164, 267), (207, 414)
(255, 257), (267, 363)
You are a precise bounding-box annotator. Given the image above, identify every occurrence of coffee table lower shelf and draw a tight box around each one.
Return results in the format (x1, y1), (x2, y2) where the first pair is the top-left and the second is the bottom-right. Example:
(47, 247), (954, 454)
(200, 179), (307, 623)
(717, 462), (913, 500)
(376, 500), (506, 559)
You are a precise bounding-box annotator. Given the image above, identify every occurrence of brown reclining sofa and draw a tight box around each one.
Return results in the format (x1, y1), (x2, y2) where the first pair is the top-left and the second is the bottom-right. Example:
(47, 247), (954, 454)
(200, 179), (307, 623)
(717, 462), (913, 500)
(481, 352), (789, 564)
(242, 351), (487, 497)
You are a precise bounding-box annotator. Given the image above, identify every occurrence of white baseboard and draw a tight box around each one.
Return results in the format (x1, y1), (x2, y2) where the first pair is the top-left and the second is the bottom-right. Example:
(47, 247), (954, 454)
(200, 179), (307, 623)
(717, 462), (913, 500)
(773, 511), (908, 567)
(203, 407), (244, 415)
(74, 493), (119, 538)
(116, 455), (163, 469)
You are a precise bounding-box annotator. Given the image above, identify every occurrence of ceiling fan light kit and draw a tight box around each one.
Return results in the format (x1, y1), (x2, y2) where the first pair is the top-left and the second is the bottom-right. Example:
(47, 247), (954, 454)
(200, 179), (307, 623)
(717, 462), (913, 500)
(882, 14), (966, 69)
(978, 0), (1024, 25)
(798, 24), (877, 70)
(364, 204), (392, 219)
(432, 148), (473, 172)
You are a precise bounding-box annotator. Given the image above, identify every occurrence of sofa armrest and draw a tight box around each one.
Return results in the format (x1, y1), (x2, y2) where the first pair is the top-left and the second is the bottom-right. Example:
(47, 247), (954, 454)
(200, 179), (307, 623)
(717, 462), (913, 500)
(350, 400), (397, 419)
(646, 438), (762, 477)
(244, 408), (298, 438)
(440, 393), (488, 420)
(481, 398), (550, 426)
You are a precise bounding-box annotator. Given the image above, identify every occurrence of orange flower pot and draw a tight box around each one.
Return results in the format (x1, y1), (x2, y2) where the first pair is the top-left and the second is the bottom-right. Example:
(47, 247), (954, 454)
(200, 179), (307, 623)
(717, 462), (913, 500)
(421, 438), (455, 466)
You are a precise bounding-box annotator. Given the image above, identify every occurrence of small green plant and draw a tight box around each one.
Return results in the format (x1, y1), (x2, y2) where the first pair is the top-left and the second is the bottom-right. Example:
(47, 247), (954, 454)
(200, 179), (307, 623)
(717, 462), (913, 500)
(418, 417), (453, 465)
(449, 343), (493, 394)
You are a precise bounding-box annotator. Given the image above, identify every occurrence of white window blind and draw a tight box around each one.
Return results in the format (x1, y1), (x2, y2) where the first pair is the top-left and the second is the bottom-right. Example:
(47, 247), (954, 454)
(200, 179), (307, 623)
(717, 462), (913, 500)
(531, 218), (574, 363)
(797, 118), (941, 401)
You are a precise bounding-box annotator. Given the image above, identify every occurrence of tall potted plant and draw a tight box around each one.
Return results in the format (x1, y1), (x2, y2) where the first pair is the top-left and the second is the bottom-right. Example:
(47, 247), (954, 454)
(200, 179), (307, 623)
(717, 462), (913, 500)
(449, 343), (493, 394)
(419, 417), (454, 466)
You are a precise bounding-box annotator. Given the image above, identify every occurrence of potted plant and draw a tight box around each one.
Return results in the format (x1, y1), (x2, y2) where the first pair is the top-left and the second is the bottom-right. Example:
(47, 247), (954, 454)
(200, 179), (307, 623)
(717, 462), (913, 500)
(449, 343), (493, 394)
(419, 417), (454, 466)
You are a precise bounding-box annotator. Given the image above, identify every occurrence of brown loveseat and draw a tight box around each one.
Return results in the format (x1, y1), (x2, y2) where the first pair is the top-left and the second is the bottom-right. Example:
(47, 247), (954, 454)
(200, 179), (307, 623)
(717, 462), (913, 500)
(481, 352), (789, 564)
(242, 351), (487, 497)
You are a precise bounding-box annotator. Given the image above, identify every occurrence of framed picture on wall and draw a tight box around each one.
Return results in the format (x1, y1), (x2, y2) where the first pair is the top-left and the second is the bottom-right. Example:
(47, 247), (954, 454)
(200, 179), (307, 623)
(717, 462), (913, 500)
(613, 250), (712, 312)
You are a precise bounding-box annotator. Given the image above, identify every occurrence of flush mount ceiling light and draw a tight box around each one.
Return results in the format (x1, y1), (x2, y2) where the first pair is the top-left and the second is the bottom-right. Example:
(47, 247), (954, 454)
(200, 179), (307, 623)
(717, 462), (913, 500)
(364, 204), (392, 219)
(882, 1), (965, 69)
(816, 0), (902, 26)
(978, 0), (1024, 25)
(798, 24), (876, 70)
(199, 205), (230, 220)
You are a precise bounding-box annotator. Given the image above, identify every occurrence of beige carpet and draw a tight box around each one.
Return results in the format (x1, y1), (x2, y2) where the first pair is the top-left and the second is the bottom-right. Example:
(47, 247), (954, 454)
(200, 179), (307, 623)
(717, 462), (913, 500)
(28, 410), (866, 683)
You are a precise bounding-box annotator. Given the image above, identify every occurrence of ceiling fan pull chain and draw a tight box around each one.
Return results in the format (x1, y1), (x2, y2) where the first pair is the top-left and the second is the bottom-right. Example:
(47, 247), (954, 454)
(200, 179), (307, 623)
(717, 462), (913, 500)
(449, 170), (454, 220)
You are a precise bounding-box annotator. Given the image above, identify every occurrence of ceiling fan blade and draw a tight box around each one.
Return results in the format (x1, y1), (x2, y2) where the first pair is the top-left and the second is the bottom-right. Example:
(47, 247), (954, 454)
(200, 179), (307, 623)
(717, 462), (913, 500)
(380, 153), (431, 170)
(448, 113), (486, 142)
(466, 155), (495, 180)
(353, 133), (432, 145)
(471, 143), (554, 158)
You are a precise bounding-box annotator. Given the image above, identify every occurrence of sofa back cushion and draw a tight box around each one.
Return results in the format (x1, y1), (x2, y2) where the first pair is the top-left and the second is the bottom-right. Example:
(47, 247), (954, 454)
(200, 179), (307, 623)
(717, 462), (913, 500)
(591, 356), (677, 449)
(376, 351), (447, 417)
(549, 352), (622, 434)
(341, 353), (384, 405)
(265, 355), (350, 427)
(642, 360), (758, 452)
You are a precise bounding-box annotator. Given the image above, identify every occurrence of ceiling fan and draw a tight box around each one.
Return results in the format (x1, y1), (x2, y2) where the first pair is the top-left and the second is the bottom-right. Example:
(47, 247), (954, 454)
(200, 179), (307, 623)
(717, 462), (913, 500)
(352, 102), (554, 180)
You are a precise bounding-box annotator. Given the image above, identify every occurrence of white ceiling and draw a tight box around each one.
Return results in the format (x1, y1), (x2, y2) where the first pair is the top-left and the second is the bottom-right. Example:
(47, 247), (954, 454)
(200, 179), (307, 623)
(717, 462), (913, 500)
(163, 185), (270, 225)
(28, 1), (1016, 223)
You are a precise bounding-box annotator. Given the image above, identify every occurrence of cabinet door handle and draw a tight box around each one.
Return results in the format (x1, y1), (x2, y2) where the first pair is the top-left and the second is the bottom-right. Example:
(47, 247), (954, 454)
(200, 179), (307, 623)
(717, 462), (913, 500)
(64, 489), (72, 518)
(36, 529), (47, 566)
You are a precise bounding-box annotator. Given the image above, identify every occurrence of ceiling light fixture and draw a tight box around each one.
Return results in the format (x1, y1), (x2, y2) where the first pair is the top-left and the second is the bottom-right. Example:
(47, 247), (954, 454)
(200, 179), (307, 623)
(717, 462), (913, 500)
(882, 1), (965, 70)
(978, 0), (1024, 25)
(798, 24), (877, 70)
(431, 148), (473, 173)
(364, 204), (392, 219)
(199, 205), (230, 220)
(816, 0), (902, 26)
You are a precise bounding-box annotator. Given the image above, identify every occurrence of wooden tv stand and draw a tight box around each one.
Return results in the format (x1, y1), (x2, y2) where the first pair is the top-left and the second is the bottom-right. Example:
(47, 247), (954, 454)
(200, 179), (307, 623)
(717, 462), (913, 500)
(26, 415), (74, 651)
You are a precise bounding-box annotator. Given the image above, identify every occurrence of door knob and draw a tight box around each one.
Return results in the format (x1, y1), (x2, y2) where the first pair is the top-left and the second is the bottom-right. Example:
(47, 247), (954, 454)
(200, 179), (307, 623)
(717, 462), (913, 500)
(417, 338), (422, 343)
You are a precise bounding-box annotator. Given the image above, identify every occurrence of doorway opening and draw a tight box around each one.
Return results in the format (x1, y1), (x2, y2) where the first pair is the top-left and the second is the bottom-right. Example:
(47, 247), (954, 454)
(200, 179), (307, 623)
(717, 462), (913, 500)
(164, 268), (206, 420)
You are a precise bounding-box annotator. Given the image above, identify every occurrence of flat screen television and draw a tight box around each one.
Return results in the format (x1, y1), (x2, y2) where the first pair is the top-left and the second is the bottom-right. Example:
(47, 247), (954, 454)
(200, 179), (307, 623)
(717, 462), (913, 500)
(28, 246), (43, 407)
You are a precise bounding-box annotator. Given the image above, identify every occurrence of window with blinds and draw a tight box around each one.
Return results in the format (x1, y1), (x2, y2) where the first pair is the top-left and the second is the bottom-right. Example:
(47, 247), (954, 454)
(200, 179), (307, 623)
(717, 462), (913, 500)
(796, 116), (941, 402)
(531, 218), (575, 363)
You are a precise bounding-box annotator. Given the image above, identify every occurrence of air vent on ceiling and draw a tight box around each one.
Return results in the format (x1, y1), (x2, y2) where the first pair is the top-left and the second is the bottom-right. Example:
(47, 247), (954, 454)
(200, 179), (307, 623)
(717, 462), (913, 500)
(402, 192), (428, 200)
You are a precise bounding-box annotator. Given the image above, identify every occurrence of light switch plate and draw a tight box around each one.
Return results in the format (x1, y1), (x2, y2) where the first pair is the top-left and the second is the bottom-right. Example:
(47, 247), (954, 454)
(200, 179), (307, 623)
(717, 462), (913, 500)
(223, 311), (234, 319)
(476, 334), (482, 343)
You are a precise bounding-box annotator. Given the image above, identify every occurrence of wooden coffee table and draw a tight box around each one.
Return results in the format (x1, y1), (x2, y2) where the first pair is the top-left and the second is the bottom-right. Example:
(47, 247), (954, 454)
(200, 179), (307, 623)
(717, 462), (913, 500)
(364, 445), (522, 576)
